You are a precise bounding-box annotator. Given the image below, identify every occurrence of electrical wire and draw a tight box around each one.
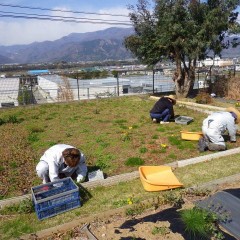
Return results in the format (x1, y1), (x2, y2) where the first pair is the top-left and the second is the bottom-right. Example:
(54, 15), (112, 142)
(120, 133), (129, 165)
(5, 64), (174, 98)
(0, 10), (131, 24)
(0, 3), (130, 17)
(0, 13), (132, 25)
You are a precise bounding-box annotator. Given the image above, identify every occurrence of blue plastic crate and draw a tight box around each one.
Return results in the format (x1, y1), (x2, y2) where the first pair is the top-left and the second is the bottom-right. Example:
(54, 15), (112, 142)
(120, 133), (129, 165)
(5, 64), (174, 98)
(31, 177), (81, 220)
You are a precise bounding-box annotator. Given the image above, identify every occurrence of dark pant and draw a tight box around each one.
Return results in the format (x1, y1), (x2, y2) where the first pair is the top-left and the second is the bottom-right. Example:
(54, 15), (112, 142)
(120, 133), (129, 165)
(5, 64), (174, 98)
(150, 109), (170, 122)
(59, 171), (78, 180)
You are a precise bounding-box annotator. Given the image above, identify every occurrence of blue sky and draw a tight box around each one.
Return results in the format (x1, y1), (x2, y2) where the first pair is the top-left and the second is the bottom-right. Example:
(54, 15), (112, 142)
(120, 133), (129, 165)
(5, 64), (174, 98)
(0, 1), (239, 46)
(0, 0), (139, 46)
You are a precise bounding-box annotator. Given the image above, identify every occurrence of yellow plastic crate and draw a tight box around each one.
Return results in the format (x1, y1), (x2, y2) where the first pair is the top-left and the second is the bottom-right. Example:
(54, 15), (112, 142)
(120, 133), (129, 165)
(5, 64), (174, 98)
(180, 131), (203, 141)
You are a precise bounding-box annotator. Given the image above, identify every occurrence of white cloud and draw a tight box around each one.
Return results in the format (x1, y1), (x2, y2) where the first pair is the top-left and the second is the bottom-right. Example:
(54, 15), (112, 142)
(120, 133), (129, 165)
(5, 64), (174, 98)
(0, 6), (131, 46)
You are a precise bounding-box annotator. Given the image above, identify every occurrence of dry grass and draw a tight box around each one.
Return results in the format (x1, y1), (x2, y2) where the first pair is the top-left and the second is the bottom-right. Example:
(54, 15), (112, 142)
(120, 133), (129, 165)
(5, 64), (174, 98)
(226, 76), (240, 100)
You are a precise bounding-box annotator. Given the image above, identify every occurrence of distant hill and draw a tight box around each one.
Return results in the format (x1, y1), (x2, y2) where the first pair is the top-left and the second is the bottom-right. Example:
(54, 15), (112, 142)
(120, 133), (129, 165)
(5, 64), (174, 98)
(0, 27), (239, 64)
(0, 54), (14, 64)
(0, 27), (135, 64)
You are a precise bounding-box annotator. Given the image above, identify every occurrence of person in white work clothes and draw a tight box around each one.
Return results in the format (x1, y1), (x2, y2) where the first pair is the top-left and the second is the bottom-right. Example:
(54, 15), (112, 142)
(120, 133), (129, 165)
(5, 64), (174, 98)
(198, 107), (240, 152)
(36, 144), (88, 184)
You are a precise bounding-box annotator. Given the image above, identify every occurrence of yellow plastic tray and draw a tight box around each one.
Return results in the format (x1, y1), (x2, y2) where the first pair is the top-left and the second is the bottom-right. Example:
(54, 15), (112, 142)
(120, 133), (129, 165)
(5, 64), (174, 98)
(139, 166), (183, 192)
(180, 131), (203, 141)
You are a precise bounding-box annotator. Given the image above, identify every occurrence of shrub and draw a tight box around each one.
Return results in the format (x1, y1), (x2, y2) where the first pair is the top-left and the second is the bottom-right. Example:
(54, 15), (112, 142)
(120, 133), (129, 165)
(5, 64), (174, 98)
(195, 92), (212, 104)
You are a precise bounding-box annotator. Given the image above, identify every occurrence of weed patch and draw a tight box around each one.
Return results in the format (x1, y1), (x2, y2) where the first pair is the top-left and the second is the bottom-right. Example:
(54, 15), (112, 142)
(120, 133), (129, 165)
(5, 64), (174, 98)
(180, 207), (224, 240)
(152, 226), (170, 236)
(125, 157), (144, 166)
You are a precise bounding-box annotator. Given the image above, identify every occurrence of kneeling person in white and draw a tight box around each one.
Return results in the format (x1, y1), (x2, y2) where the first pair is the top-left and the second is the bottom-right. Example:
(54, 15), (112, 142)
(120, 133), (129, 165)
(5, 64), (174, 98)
(36, 144), (87, 184)
(201, 107), (240, 151)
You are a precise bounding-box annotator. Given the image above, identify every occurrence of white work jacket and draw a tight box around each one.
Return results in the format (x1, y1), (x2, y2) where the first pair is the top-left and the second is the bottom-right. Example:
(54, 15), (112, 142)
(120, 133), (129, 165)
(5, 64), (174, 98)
(39, 144), (87, 182)
(202, 112), (237, 145)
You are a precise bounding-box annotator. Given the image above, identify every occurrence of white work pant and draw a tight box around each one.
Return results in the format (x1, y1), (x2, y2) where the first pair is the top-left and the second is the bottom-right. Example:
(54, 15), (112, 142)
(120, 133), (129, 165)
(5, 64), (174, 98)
(36, 161), (75, 183)
(202, 126), (226, 147)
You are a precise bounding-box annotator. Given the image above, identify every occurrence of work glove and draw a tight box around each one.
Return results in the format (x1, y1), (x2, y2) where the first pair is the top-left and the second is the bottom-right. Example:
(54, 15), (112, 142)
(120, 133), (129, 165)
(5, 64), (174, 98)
(76, 175), (85, 183)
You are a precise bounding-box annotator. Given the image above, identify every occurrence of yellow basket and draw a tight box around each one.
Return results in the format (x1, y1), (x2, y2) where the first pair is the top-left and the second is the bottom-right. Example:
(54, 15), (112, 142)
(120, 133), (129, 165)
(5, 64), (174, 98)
(180, 131), (203, 141)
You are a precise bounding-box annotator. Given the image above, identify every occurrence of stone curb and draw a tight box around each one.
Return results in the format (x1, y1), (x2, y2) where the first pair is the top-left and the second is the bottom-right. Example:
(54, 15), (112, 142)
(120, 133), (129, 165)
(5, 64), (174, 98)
(0, 165), (173, 208)
(0, 172), (136, 208)
(189, 173), (240, 190)
(177, 147), (240, 167)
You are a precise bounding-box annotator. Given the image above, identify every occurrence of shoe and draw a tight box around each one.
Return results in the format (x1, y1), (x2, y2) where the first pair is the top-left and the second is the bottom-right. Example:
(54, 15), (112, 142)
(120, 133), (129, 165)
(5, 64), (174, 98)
(198, 137), (208, 152)
(160, 121), (169, 124)
(207, 143), (226, 151)
(152, 118), (157, 123)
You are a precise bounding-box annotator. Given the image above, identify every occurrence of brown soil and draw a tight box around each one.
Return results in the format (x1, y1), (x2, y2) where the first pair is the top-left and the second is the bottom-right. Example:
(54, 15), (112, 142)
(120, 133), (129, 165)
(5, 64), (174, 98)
(36, 181), (239, 240)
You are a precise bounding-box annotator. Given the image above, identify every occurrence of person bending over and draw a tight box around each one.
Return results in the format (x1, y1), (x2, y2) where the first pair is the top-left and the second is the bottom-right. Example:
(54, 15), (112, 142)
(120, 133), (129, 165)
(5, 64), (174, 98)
(150, 95), (177, 124)
(36, 144), (87, 184)
(198, 107), (240, 152)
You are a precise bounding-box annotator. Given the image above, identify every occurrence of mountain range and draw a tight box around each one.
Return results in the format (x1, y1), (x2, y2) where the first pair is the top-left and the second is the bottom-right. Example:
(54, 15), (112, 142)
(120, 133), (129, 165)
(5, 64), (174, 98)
(0, 27), (135, 64)
(0, 27), (239, 64)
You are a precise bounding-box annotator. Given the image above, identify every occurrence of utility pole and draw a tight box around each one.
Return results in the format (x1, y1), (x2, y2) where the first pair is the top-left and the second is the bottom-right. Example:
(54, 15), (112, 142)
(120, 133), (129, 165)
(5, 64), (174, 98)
(116, 72), (119, 96)
(76, 72), (80, 100)
(152, 68), (155, 94)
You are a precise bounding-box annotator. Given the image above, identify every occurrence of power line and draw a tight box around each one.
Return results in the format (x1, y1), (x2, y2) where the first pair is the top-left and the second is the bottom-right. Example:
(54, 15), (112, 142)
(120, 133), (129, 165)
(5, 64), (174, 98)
(0, 3), (129, 17)
(0, 10), (131, 24)
(0, 14), (132, 26)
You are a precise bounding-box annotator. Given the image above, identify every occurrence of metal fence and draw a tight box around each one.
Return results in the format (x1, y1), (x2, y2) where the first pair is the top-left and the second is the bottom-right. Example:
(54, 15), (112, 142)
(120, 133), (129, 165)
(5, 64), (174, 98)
(0, 70), (212, 108)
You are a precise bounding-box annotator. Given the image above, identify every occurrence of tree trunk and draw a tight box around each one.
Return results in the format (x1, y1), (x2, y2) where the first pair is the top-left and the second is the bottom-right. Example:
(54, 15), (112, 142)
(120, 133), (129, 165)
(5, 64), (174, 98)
(173, 61), (195, 98)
